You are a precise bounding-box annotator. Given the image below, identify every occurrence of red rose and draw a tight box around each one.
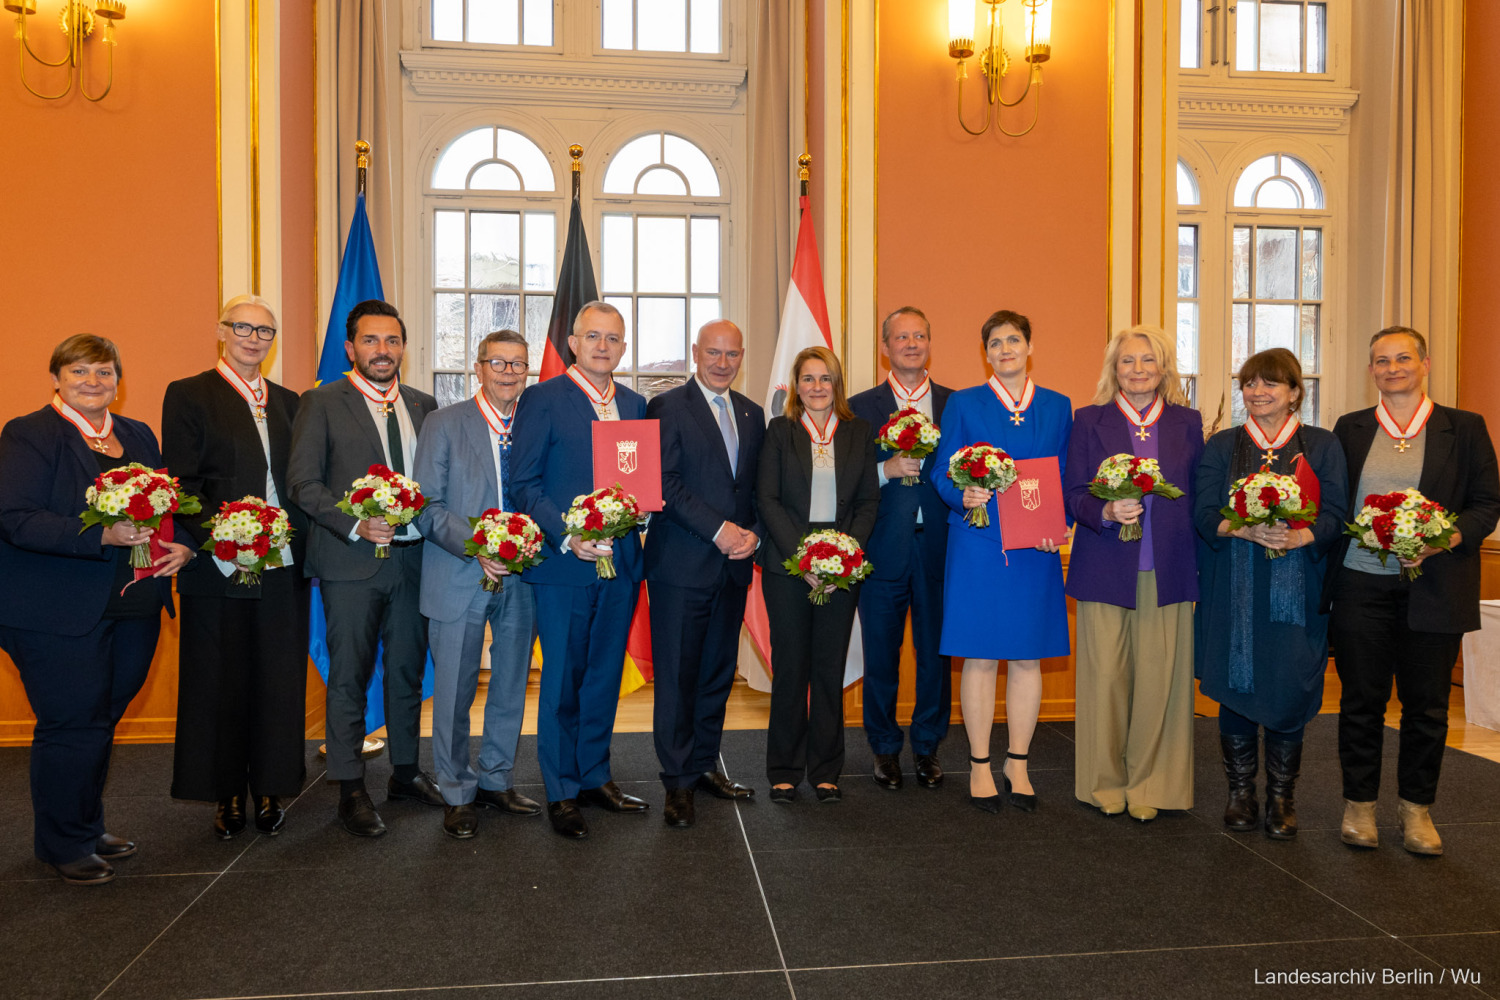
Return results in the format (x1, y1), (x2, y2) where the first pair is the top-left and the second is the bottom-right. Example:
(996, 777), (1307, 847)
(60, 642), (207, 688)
(251, 535), (272, 557)
(126, 495), (155, 521)
(584, 511), (605, 531)
(497, 540), (519, 560)
(966, 459), (989, 479)
(799, 554), (812, 571)
(369, 464), (392, 478)
(1233, 491), (1249, 518)
(473, 529), (487, 545)
(509, 516), (529, 533)
(350, 487), (375, 505)
(1367, 492), (1402, 513)
(214, 540), (238, 561)
(1131, 473), (1155, 492)
(896, 427), (918, 451)
(1258, 485), (1281, 510)
(973, 441), (992, 449)
(849, 550), (864, 567)
(1373, 513), (1396, 547)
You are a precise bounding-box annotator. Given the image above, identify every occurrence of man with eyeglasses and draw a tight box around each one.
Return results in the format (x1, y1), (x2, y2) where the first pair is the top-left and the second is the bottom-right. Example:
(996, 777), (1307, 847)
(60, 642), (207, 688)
(411, 330), (543, 839)
(510, 300), (650, 839)
(160, 295), (312, 840)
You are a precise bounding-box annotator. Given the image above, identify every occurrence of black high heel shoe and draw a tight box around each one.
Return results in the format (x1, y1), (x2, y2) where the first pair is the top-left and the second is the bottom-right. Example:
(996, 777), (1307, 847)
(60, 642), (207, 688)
(1003, 752), (1038, 813)
(965, 755), (1001, 814)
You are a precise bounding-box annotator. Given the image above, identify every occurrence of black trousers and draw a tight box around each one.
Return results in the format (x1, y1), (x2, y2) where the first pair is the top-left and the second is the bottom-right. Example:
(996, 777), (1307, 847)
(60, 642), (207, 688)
(320, 545), (428, 781)
(172, 569), (311, 801)
(1330, 569), (1461, 804)
(763, 570), (858, 787)
(1, 616), (159, 865)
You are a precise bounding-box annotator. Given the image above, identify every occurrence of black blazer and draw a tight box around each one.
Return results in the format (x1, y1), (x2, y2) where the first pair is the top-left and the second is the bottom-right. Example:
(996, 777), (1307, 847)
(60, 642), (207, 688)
(644, 381), (765, 589)
(756, 414), (881, 578)
(847, 380), (952, 583)
(0, 406), (173, 636)
(161, 369), (308, 598)
(1323, 403), (1500, 633)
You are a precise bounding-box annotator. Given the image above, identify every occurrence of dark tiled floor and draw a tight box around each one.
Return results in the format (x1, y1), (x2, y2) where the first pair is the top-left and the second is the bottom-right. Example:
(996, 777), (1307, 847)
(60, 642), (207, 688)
(0, 718), (1495, 1000)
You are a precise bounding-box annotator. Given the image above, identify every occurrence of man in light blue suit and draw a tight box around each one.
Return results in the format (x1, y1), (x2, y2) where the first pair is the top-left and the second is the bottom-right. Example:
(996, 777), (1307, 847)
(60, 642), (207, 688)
(510, 301), (650, 840)
(414, 330), (542, 840)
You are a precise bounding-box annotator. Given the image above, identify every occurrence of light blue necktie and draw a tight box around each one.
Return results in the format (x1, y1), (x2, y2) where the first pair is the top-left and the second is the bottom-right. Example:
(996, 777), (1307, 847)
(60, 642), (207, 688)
(713, 394), (738, 475)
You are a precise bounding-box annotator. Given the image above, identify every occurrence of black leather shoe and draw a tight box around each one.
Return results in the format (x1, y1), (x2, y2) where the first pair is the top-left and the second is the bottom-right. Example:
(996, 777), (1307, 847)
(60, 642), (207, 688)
(815, 784), (843, 804)
(769, 784), (797, 804)
(338, 790), (387, 838)
(96, 833), (137, 859)
(696, 771), (754, 800)
(51, 853), (114, 886)
(547, 799), (589, 839)
(914, 754), (944, 789)
(664, 788), (696, 828)
(254, 796), (285, 836)
(443, 803), (478, 839)
(578, 781), (649, 813)
(473, 787), (542, 816)
(1003, 752), (1038, 813)
(872, 754), (903, 790)
(965, 755), (1001, 814)
(387, 772), (445, 806)
(214, 795), (247, 840)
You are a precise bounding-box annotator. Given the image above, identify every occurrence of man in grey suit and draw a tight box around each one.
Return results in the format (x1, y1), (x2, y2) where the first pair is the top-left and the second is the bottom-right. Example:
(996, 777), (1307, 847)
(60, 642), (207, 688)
(413, 330), (542, 839)
(288, 299), (442, 837)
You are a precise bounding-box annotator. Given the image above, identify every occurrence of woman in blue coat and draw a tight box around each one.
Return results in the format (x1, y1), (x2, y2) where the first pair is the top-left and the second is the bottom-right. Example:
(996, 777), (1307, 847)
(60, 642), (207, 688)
(933, 310), (1071, 814)
(1194, 348), (1347, 839)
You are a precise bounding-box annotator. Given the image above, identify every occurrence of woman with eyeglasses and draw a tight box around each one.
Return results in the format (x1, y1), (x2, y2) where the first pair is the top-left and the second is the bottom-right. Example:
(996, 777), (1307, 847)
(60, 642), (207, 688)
(0, 334), (194, 884)
(161, 295), (311, 841)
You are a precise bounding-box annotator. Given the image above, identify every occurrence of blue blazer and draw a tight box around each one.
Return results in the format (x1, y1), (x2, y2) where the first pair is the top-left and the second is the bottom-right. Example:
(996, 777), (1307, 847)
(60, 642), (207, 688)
(848, 380), (952, 583)
(1063, 400), (1203, 608)
(643, 380), (765, 589)
(0, 406), (174, 636)
(509, 374), (648, 587)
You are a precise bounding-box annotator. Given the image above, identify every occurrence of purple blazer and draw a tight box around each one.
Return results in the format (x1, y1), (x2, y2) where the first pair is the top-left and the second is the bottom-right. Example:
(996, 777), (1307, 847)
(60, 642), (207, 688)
(1063, 401), (1203, 609)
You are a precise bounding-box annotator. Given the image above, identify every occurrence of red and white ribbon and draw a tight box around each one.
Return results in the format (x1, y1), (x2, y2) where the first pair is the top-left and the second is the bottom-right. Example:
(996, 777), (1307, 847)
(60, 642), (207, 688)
(1114, 391), (1164, 440)
(348, 370), (401, 412)
(801, 412), (839, 468)
(566, 365), (616, 417)
(216, 359), (267, 421)
(1244, 413), (1300, 459)
(888, 372), (931, 408)
(989, 375), (1034, 419)
(51, 394), (112, 452)
(1375, 395), (1433, 450)
(476, 392), (515, 444)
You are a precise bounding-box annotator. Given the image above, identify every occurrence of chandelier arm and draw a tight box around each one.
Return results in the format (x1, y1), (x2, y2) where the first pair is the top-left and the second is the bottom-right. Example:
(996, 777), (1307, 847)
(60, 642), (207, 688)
(994, 63), (1037, 108)
(18, 41), (76, 99)
(81, 28), (115, 102)
(995, 73), (1042, 138)
(16, 13), (75, 68)
(956, 63), (992, 137)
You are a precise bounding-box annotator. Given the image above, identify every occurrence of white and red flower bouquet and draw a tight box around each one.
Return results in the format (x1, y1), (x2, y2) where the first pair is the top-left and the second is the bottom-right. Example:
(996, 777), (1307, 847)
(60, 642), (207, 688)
(782, 529), (872, 606)
(1345, 488), (1457, 581)
(562, 484), (643, 580)
(336, 463), (427, 558)
(945, 443), (1018, 528)
(464, 508), (546, 591)
(1220, 469), (1318, 559)
(1088, 454), (1185, 542)
(81, 462), (201, 568)
(875, 407), (940, 485)
(203, 496), (293, 585)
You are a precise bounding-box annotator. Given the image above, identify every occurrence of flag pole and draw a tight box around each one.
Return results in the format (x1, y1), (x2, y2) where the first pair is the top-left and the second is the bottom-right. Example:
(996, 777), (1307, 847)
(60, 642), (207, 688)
(356, 139), (370, 196)
(799, 151), (810, 198)
(570, 142), (583, 199)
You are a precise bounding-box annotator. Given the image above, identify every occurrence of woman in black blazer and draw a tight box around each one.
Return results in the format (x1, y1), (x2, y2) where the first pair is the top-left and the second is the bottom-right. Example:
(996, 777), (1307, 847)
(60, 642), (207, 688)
(0, 336), (193, 885)
(758, 346), (881, 802)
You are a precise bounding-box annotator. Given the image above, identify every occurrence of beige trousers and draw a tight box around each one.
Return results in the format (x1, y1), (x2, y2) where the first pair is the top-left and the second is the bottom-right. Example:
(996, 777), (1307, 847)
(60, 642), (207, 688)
(1073, 571), (1195, 811)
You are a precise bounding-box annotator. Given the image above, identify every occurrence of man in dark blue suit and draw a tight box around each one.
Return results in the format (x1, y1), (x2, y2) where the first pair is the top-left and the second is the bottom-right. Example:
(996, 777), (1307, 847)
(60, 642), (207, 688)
(848, 307), (953, 791)
(510, 301), (649, 839)
(645, 320), (765, 828)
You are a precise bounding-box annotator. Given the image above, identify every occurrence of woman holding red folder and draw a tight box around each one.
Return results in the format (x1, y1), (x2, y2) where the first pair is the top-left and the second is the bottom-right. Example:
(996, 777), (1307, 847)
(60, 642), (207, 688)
(1193, 348), (1347, 839)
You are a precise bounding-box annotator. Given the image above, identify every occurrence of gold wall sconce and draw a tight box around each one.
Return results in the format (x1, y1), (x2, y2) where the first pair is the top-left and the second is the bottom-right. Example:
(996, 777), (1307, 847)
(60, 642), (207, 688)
(948, 0), (1051, 136)
(7, 0), (127, 102)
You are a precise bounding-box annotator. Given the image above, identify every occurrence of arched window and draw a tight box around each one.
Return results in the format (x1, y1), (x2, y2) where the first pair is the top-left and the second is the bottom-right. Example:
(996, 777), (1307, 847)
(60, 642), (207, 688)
(426, 126), (562, 407)
(1232, 153), (1323, 209)
(599, 131), (727, 397)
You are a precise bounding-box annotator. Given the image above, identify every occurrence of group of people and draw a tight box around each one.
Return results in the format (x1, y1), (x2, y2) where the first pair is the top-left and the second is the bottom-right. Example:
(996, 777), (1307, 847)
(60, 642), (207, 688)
(1, 296), (1494, 887)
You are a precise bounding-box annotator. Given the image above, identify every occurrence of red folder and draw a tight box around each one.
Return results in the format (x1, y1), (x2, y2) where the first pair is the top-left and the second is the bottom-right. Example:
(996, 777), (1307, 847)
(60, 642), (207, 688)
(592, 419), (663, 512)
(1286, 453), (1320, 530)
(995, 457), (1067, 551)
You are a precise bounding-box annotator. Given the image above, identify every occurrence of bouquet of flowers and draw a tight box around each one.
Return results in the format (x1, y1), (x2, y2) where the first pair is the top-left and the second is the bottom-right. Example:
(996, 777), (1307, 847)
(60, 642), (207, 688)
(336, 464), (427, 558)
(1220, 469), (1318, 559)
(81, 462), (201, 569)
(782, 529), (873, 606)
(1345, 488), (1457, 581)
(202, 496), (294, 586)
(562, 484), (644, 579)
(946, 443), (1018, 529)
(464, 509), (547, 591)
(875, 407), (941, 485)
(1088, 454), (1185, 542)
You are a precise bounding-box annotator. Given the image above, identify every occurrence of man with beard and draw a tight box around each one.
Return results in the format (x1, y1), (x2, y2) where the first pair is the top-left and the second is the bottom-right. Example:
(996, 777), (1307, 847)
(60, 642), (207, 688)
(288, 300), (442, 836)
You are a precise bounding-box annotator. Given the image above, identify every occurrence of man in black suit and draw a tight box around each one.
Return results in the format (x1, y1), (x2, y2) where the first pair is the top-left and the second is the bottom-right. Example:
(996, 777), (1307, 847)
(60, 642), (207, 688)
(645, 320), (765, 828)
(288, 300), (442, 837)
(1325, 326), (1500, 855)
(162, 294), (310, 840)
(848, 307), (953, 791)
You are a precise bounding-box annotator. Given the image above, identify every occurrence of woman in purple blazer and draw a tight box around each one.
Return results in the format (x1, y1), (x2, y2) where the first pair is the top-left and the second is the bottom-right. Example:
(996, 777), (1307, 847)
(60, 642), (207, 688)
(1063, 326), (1202, 822)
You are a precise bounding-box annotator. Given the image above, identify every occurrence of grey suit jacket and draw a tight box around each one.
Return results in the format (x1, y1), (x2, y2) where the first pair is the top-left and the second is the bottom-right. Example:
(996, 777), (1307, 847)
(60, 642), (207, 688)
(413, 397), (520, 623)
(287, 377), (437, 582)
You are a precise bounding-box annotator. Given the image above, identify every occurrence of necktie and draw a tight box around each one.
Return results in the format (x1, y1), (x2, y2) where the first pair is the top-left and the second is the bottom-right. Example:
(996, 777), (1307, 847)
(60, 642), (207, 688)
(714, 394), (738, 476)
(499, 437), (512, 512)
(385, 403), (409, 538)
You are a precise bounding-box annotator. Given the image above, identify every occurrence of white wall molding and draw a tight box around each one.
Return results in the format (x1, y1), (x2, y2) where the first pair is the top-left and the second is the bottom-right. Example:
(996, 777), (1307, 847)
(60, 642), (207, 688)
(1179, 85), (1360, 134)
(399, 50), (746, 109)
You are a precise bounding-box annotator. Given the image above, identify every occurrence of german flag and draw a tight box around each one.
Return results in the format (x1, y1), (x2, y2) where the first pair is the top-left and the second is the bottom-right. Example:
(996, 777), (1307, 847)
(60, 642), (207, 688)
(538, 162), (598, 380)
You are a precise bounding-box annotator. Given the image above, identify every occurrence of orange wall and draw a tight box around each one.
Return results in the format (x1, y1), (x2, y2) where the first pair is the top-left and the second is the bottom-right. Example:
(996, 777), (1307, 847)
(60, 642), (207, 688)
(1458, 1), (1500, 432)
(279, 0), (318, 392)
(876, 0), (1109, 407)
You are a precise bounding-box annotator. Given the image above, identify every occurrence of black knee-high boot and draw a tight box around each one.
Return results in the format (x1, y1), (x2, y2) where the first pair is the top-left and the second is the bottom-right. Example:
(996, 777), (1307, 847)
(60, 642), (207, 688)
(1220, 734), (1259, 832)
(1264, 738), (1302, 840)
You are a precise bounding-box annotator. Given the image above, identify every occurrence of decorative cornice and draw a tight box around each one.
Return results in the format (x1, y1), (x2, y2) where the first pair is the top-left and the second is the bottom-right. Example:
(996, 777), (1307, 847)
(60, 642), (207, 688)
(401, 50), (747, 110)
(1179, 84), (1359, 134)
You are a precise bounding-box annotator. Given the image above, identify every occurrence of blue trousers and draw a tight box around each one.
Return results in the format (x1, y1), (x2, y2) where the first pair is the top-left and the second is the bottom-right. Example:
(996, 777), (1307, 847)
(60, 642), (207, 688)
(1, 617), (159, 865)
(532, 577), (639, 801)
(856, 538), (950, 756)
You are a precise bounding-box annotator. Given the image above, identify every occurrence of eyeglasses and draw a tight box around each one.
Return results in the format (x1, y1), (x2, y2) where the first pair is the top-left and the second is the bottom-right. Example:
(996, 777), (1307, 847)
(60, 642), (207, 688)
(480, 358), (529, 374)
(223, 321), (278, 342)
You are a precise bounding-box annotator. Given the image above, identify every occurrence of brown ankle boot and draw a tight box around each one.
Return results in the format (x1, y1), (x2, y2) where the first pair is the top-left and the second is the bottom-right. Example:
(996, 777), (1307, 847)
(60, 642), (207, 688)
(1340, 799), (1378, 848)
(1396, 799), (1443, 856)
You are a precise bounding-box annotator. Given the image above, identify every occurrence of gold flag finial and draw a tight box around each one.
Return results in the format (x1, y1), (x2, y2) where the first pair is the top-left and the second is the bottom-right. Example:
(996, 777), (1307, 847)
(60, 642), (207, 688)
(355, 140), (371, 195)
